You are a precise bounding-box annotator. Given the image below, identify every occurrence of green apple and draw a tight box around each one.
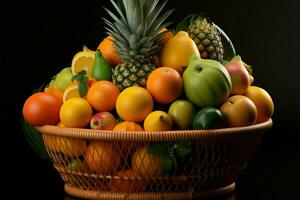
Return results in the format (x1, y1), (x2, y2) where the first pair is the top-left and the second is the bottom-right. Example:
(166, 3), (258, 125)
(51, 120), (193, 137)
(50, 67), (73, 91)
(168, 99), (196, 130)
(183, 55), (232, 108)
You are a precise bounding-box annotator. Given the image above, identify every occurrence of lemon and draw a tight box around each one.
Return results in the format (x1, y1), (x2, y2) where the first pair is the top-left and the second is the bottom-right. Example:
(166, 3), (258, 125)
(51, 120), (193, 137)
(71, 46), (95, 77)
(143, 111), (172, 131)
(60, 98), (93, 128)
(63, 83), (88, 102)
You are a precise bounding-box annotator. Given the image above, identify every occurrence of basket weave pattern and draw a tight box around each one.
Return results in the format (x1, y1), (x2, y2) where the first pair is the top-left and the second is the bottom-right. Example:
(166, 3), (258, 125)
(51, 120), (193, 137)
(37, 119), (272, 199)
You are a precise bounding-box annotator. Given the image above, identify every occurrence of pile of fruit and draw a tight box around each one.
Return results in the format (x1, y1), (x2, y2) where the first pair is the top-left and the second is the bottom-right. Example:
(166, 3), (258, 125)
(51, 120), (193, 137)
(22, 0), (274, 192)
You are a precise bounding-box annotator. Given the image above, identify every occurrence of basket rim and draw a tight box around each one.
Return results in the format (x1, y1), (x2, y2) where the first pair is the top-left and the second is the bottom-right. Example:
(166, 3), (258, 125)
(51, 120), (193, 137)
(36, 119), (272, 142)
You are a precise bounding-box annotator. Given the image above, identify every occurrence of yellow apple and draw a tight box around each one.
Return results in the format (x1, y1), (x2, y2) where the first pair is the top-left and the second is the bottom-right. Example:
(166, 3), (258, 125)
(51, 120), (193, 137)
(220, 95), (257, 127)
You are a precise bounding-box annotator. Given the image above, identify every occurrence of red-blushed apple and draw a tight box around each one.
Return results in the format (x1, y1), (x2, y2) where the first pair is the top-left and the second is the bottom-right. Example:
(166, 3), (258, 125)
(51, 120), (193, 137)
(219, 95), (257, 127)
(225, 60), (250, 95)
(90, 112), (116, 130)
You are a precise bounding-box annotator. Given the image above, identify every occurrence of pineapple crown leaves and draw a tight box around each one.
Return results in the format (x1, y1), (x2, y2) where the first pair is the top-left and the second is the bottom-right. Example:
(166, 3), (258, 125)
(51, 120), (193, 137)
(103, 0), (174, 60)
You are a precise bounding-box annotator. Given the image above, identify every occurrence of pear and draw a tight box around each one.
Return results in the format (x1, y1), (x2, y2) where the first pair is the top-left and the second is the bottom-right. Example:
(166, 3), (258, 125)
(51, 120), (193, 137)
(91, 50), (112, 81)
(49, 67), (73, 91)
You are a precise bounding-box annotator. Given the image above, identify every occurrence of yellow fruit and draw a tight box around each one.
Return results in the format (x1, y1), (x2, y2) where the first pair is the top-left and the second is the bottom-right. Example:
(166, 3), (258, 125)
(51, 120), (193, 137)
(132, 146), (163, 178)
(160, 31), (200, 74)
(44, 135), (87, 157)
(143, 111), (172, 131)
(116, 86), (153, 122)
(85, 142), (121, 174)
(63, 83), (88, 102)
(244, 86), (274, 123)
(71, 46), (95, 77)
(60, 98), (93, 128)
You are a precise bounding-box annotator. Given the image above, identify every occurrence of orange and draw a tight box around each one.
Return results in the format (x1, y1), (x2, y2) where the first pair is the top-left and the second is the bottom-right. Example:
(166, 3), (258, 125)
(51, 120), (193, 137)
(132, 145), (163, 178)
(159, 28), (173, 46)
(109, 169), (144, 192)
(147, 67), (183, 104)
(59, 98), (93, 128)
(44, 135), (87, 157)
(87, 81), (120, 112)
(116, 86), (153, 122)
(160, 31), (200, 74)
(113, 121), (144, 131)
(23, 92), (62, 126)
(44, 87), (63, 101)
(143, 111), (172, 131)
(98, 36), (121, 67)
(71, 46), (95, 77)
(85, 142), (121, 174)
(244, 86), (274, 123)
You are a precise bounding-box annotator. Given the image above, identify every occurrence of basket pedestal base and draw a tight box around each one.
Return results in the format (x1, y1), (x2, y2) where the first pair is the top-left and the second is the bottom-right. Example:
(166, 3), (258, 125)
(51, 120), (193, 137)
(64, 183), (235, 199)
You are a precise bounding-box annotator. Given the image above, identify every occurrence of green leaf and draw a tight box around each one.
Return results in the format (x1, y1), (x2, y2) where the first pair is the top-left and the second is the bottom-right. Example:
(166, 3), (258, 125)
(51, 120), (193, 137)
(175, 14), (195, 33)
(162, 155), (173, 175)
(78, 81), (88, 97)
(72, 74), (81, 82)
(174, 142), (193, 157)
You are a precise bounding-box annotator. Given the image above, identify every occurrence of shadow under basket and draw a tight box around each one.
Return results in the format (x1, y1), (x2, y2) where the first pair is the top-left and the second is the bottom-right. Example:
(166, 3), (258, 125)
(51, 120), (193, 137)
(36, 119), (272, 200)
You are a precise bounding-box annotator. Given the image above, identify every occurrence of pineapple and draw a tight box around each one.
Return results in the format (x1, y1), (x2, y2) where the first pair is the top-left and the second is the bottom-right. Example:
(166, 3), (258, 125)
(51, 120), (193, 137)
(187, 14), (224, 61)
(103, 0), (173, 90)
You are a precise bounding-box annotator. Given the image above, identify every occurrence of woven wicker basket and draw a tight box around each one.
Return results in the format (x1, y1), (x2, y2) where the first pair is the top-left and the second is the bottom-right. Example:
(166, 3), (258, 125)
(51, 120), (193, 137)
(36, 119), (272, 199)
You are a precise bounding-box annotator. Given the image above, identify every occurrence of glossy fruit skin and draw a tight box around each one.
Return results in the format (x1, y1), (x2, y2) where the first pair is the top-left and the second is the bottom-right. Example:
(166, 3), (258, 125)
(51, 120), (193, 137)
(87, 81), (120, 112)
(91, 49), (112, 81)
(160, 31), (200, 74)
(116, 86), (153, 122)
(132, 146), (163, 178)
(193, 107), (224, 130)
(147, 67), (183, 104)
(59, 98), (93, 128)
(220, 95), (257, 127)
(224, 60), (250, 95)
(183, 56), (232, 108)
(143, 111), (172, 131)
(244, 86), (274, 123)
(23, 92), (62, 126)
(98, 36), (121, 67)
(90, 112), (116, 130)
(113, 121), (144, 131)
(168, 99), (196, 130)
(50, 67), (74, 91)
(85, 142), (121, 174)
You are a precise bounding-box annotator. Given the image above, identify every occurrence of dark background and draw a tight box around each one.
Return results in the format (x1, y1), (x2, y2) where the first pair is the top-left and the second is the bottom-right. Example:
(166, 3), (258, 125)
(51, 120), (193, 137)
(1, 0), (299, 199)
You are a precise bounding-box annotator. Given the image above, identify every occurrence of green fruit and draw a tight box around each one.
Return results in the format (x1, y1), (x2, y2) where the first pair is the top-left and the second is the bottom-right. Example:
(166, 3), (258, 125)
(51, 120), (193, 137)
(51, 67), (73, 91)
(92, 49), (112, 81)
(193, 107), (224, 130)
(168, 99), (196, 130)
(183, 55), (232, 108)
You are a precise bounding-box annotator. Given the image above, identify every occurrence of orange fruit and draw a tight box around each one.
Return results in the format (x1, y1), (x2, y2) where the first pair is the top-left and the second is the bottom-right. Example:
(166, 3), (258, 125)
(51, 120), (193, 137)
(144, 111), (172, 131)
(87, 81), (120, 112)
(159, 28), (173, 46)
(147, 67), (183, 104)
(160, 31), (200, 74)
(244, 86), (274, 123)
(87, 77), (97, 87)
(44, 87), (63, 101)
(44, 135), (87, 157)
(71, 46), (95, 77)
(23, 92), (62, 126)
(98, 36), (121, 67)
(109, 169), (144, 192)
(63, 83), (88, 102)
(59, 98), (93, 128)
(113, 121), (144, 131)
(132, 145), (163, 178)
(85, 142), (121, 174)
(116, 86), (153, 122)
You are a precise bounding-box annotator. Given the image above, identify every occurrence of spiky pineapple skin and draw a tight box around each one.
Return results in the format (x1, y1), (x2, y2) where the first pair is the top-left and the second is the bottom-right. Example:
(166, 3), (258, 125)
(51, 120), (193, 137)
(112, 62), (156, 91)
(188, 18), (224, 61)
